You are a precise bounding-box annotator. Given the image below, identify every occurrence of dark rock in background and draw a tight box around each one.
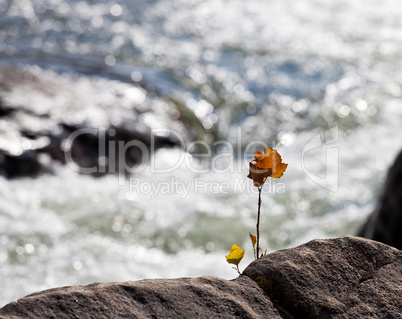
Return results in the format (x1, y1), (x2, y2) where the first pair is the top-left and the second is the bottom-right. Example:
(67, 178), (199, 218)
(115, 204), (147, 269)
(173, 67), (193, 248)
(358, 148), (402, 250)
(0, 65), (189, 178)
(1, 237), (401, 319)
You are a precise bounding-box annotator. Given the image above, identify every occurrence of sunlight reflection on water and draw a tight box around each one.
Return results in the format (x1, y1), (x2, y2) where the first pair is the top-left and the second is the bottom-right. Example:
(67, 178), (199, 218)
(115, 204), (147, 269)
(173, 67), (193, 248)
(1, 0), (402, 308)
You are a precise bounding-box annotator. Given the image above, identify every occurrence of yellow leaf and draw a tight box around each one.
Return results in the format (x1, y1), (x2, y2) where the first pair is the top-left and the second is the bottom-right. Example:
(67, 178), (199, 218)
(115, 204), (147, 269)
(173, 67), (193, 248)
(249, 233), (256, 248)
(225, 244), (245, 266)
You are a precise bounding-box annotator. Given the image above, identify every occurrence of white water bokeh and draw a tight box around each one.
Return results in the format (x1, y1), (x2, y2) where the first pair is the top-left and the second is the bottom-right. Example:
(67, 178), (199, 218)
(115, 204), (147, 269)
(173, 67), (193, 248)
(1, 0), (402, 307)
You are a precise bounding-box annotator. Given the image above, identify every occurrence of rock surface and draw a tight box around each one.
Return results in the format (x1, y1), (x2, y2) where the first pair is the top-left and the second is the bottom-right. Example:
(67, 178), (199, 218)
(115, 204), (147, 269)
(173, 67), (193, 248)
(0, 276), (282, 319)
(243, 236), (402, 318)
(1, 237), (401, 319)
(358, 148), (402, 250)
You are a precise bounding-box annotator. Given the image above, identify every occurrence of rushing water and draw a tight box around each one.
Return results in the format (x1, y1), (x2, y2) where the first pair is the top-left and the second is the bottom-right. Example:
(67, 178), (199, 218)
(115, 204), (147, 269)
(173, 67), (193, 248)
(1, 0), (402, 307)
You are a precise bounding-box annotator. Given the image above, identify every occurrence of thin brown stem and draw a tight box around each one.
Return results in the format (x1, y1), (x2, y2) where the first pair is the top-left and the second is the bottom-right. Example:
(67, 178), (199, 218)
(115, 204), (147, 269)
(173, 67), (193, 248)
(256, 186), (262, 259)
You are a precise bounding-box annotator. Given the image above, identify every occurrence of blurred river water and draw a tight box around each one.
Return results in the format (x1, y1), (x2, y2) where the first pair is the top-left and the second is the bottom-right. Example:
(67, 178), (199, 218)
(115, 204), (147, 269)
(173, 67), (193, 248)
(1, 0), (402, 306)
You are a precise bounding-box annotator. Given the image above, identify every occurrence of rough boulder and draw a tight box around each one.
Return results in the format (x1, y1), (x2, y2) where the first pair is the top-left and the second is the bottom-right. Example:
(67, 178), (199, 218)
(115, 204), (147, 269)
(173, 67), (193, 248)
(1, 237), (401, 318)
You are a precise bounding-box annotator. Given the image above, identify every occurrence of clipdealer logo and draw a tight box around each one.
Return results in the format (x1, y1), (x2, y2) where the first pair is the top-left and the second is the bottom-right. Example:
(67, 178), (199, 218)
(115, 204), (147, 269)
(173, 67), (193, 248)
(128, 177), (286, 199)
(301, 126), (339, 192)
(62, 126), (340, 193)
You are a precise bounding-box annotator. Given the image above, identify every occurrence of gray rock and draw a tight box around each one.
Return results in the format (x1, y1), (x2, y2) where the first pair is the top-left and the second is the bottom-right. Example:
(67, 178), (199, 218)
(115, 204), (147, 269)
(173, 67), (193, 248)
(243, 236), (402, 318)
(0, 276), (282, 319)
(1, 237), (401, 319)
(358, 148), (402, 250)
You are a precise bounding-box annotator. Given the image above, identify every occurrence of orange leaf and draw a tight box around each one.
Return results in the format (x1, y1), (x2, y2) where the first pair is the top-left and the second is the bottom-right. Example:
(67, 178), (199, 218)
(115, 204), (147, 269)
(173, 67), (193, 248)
(265, 147), (288, 178)
(247, 147), (288, 187)
(249, 233), (256, 248)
